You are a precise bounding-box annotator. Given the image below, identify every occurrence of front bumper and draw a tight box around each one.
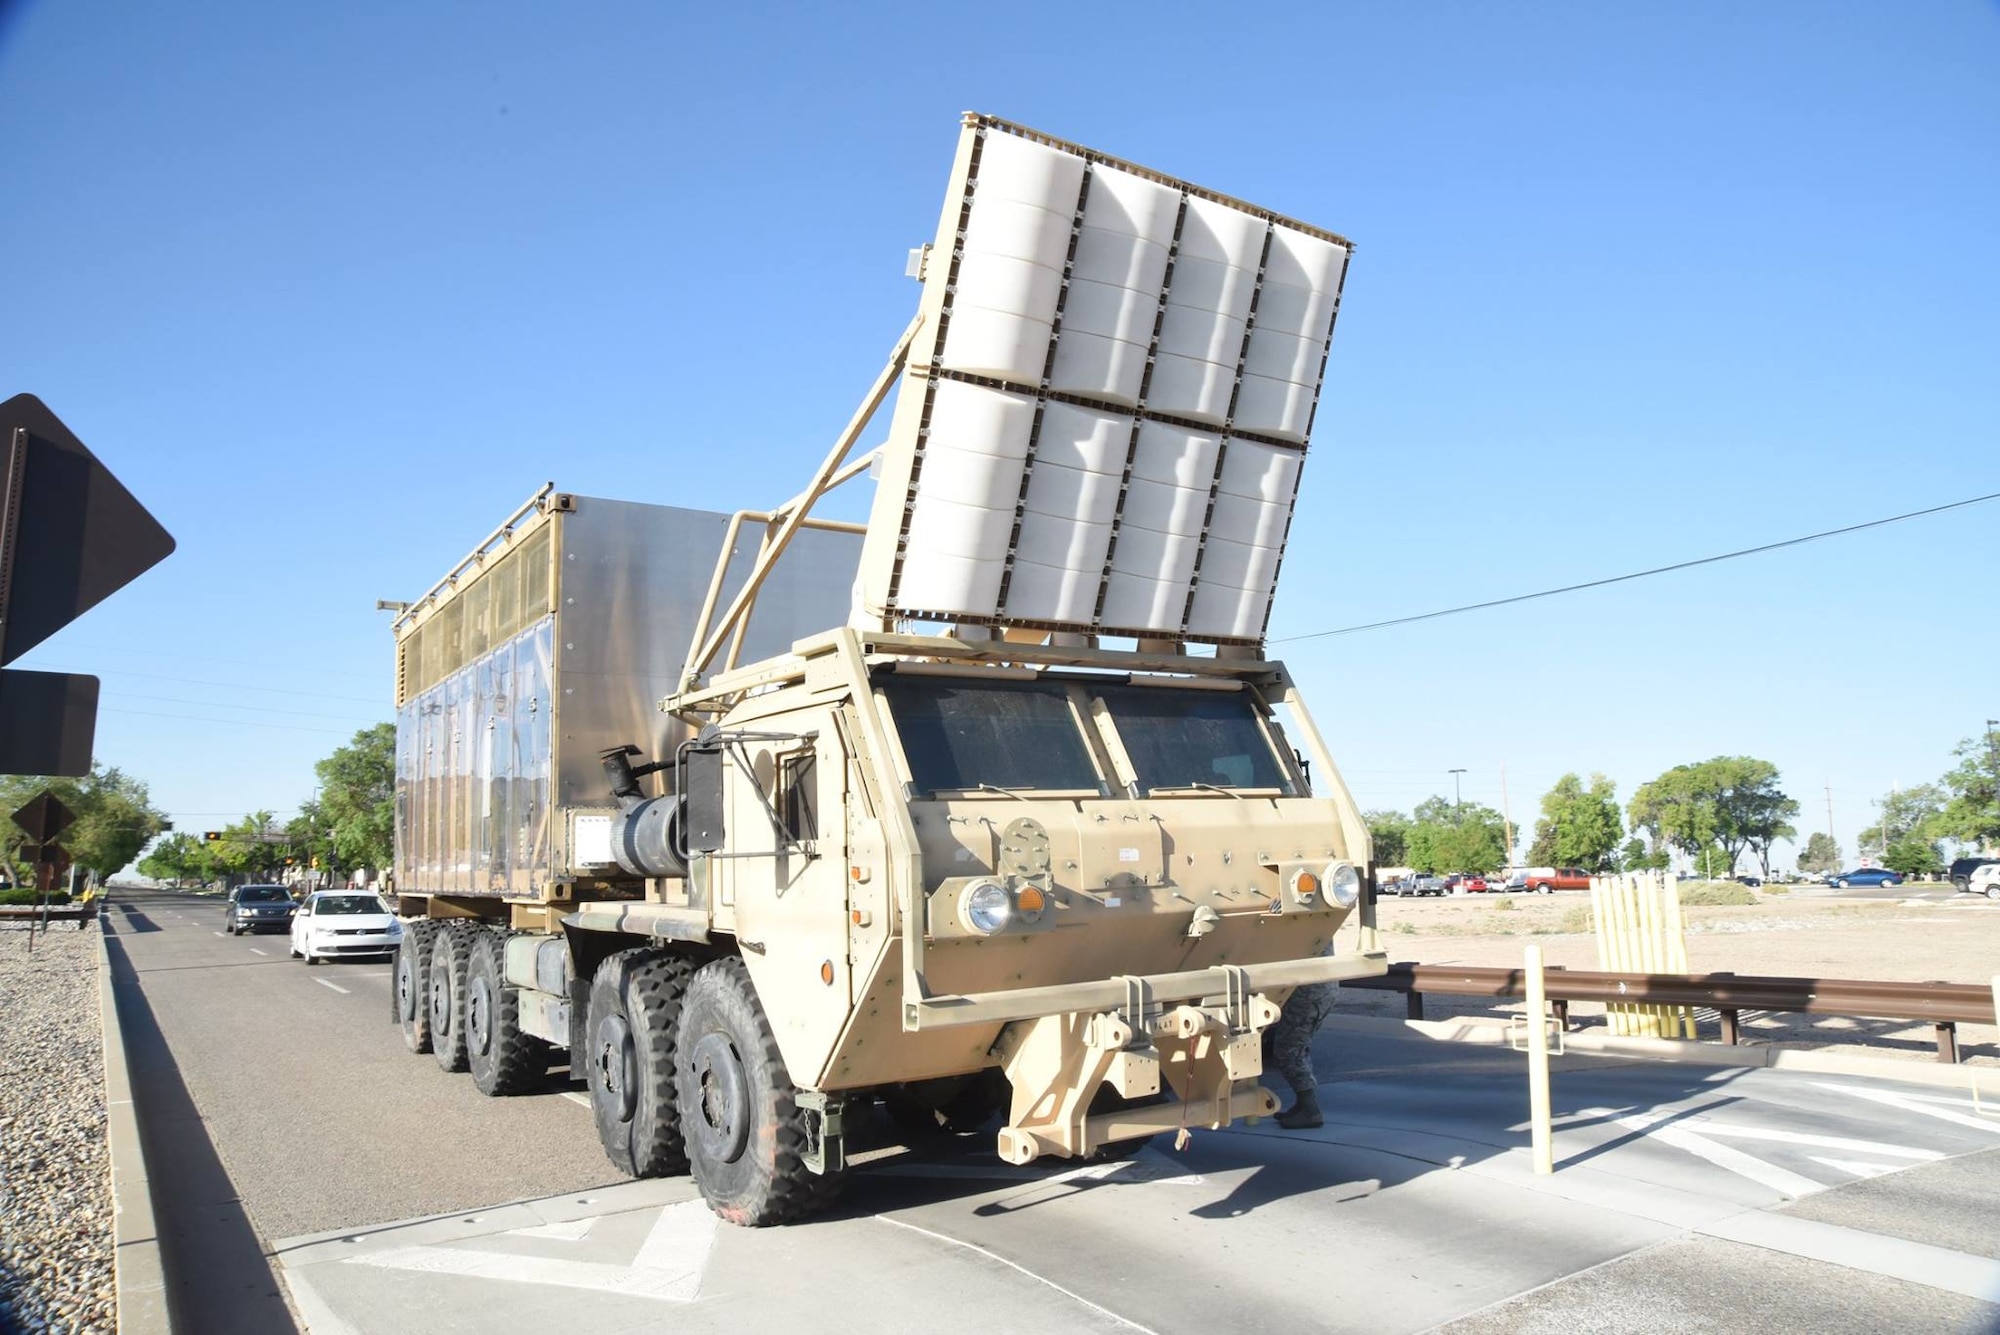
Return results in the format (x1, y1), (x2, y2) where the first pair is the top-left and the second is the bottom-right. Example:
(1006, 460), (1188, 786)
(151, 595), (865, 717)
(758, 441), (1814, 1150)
(237, 915), (292, 932)
(306, 931), (400, 957)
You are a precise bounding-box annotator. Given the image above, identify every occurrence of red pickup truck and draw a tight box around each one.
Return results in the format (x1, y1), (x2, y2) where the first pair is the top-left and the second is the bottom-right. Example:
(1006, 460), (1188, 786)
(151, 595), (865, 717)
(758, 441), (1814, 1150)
(1521, 867), (1592, 893)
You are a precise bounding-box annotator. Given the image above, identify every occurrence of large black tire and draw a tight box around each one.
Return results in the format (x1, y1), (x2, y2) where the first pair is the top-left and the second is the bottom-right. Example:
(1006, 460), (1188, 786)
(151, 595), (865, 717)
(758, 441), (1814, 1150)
(395, 921), (439, 1052)
(587, 949), (698, 1178)
(466, 930), (548, 1097)
(675, 956), (842, 1226)
(1086, 1087), (1163, 1162)
(429, 924), (474, 1073)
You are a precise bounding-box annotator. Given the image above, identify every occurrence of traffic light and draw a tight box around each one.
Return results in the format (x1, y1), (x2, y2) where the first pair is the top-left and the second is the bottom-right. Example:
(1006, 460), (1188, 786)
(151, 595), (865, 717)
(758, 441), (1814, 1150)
(203, 831), (222, 842)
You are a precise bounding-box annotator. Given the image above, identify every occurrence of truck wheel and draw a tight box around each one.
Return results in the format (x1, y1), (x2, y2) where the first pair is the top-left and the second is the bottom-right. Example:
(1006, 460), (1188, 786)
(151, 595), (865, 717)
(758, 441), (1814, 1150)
(466, 931), (549, 1097)
(588, 949), (698, 1178)
(1086, 1088), (1162, 1162)
(675, 956), (840, 1226)
(396, 921), (439, 1053)
(429, 924), (474, 1073)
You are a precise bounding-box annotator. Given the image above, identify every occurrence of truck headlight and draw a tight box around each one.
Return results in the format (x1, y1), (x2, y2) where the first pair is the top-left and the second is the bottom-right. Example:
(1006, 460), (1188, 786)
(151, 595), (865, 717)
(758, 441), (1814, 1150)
(1324, 861), (1362, 907)
(960, 880), (1012, 934)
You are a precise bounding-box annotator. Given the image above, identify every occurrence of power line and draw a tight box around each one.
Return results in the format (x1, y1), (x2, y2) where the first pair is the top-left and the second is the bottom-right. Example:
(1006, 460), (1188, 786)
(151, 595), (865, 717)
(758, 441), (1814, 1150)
(1273, 489), (2000, 644)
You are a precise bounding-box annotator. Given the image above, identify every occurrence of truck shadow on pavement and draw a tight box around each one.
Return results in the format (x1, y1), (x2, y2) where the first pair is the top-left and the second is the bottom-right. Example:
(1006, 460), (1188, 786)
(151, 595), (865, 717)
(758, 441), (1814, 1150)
(101, 912), (300, 1335)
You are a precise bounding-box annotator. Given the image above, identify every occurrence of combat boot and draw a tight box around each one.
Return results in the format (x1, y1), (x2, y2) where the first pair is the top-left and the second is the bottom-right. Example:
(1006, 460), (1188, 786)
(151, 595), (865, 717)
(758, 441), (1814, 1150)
(1276, 1087), (1322, 1130)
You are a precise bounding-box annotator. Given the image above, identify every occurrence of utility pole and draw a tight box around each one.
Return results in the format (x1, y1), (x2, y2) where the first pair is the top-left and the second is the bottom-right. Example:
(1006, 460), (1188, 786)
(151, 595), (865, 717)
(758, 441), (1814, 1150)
(1824, 782), (1836, 845)
(1449, 768), (1466, 812)
(1500, 761), (1514, 865)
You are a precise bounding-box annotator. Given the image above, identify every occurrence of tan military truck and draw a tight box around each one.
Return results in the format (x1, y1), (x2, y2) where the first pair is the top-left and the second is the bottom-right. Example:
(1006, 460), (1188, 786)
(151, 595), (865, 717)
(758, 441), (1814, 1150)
(384, 114), (1385, 1226)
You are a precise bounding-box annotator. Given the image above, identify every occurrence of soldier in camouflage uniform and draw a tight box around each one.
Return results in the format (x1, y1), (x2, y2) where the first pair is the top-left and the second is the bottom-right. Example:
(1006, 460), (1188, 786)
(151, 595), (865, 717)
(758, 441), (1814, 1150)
(1264, 975), (1337, 1129)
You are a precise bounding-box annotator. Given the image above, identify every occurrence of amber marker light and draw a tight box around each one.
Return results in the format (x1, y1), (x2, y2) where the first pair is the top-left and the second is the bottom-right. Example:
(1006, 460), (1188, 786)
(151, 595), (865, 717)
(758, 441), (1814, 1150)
(820, 960), (836, 985)
(1289, 868), (1321, 906)
(1016, 886), (1046, 913)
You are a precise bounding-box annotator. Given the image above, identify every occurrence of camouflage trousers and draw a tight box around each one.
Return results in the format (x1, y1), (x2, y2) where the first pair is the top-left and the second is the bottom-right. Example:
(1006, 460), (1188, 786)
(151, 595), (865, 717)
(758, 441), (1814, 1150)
(1263, 980), (1337, 1097)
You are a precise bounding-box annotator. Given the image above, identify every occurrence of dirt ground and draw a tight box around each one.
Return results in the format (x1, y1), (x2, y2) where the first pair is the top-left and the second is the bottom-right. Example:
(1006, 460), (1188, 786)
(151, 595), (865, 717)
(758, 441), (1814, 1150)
(1336, 886), (2000, 1067)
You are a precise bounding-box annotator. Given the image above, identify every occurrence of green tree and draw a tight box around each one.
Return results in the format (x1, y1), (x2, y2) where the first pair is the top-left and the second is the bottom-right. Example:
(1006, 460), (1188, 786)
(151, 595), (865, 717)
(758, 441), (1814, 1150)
(1526, 773), (1622, 871)
(1858, 784), (1946, 864)
(137, 832), (208, 886)
(1881, 834), (1941, 877)
(211, 811), (287, 880)
(1364, 810), (1411, 867)
(316, 723), (395, 874)
(1629, 757), (1797, 879)
(1405, 796), (1510, 874)
(1797, 831), (1841, 875)
(0, 763), (170, 883)
(1937, 729), (2000, 849)
(1617, 835), (1670, 872)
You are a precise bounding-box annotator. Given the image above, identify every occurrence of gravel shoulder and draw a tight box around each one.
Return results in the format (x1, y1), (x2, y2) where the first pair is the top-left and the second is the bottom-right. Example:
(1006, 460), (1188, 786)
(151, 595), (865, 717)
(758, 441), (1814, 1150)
(0, 922), (114, 1335)
(1344, 888), (2000, 1066)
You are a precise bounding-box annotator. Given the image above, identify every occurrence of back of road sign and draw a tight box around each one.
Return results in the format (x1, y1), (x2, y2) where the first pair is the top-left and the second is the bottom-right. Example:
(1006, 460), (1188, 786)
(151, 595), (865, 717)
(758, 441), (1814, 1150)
(0, 394), (175, 774)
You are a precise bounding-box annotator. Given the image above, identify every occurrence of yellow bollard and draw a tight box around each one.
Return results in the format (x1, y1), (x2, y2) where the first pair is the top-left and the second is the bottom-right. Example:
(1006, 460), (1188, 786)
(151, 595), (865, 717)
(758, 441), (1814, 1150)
(1526, 944), (1553, 1174)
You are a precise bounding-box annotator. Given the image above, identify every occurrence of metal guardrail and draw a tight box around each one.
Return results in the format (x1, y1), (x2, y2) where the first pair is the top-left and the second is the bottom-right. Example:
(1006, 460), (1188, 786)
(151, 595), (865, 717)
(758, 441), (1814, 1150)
(1343, 963), (1999, 1063)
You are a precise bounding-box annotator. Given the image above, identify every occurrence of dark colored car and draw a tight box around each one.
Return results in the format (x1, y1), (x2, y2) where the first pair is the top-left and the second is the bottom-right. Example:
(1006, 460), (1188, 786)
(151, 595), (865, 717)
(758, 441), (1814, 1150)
(1947, 856), (1997, 890)
(1830, 868), (1904, 889)
(226, 883), (297, 934)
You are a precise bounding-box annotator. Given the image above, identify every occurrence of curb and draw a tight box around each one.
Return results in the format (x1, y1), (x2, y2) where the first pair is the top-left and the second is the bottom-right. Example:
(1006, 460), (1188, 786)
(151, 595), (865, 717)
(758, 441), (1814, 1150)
(1322, 1014), (2000, 1096)
(97, 919), (173, 1334)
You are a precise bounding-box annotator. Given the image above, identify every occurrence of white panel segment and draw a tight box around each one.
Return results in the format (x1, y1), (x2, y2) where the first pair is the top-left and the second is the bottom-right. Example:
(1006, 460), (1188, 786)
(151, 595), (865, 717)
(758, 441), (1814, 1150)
(940, 135), (1083, 383)
(1235, 227), (1347, 440)
(1050, 167), (1178, 404)
(895, 381), (1036, 617)
(1149, 200), (1264, 423)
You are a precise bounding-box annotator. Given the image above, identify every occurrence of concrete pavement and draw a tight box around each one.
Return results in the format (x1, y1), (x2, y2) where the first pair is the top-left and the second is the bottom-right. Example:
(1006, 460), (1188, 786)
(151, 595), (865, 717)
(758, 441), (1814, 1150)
(106, 886), (2000, 1334)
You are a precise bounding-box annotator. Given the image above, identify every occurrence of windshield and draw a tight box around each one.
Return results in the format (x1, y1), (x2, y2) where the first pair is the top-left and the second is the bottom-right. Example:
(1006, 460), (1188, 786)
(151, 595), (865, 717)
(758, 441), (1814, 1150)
(315, 895), (388, 915)
(239, 886), (290, 902)
(1093, 685), (1295, 795)
(879, 677), (1100, 795)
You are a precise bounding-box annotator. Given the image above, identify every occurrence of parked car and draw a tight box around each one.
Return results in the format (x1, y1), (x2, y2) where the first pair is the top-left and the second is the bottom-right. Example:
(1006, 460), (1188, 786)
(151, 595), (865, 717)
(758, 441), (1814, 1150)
(1947, 855), (1998, 891)
(1829, 868), (1905, 888)
(225, 884), (296, 934)
(1734, 875), (1763, 888)
(289, 890), (402, 964)
(1521, 867), (1591, 894)
(1445, 874), (1490, 894)
(1387, 874), (1447, 897)
(1965, 864), (1999, 899)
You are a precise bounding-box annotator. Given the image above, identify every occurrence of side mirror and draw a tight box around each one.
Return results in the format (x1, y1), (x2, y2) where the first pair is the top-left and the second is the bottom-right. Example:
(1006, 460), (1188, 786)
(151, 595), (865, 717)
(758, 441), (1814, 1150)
(683, 745), (726, 855)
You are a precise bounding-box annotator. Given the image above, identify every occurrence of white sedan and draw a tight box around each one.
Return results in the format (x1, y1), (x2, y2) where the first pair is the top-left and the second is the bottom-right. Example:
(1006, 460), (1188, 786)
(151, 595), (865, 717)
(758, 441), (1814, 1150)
(1970, 864), (2000, 900)
(290, 891), (403, 965)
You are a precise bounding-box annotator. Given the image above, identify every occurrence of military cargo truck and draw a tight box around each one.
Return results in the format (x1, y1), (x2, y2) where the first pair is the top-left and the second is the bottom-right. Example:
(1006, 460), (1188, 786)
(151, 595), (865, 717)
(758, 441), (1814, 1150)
(384, 113), (1385, 1226)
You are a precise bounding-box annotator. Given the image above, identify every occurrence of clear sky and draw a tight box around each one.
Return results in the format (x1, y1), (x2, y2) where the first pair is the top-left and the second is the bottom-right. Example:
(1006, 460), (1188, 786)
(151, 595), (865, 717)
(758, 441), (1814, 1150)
(2, 2), (1994, 870)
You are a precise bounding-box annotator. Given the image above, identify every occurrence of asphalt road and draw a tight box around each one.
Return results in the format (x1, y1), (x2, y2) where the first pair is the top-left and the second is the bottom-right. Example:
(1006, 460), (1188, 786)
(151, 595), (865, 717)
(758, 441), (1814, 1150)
(102, 885), (2000, 1334)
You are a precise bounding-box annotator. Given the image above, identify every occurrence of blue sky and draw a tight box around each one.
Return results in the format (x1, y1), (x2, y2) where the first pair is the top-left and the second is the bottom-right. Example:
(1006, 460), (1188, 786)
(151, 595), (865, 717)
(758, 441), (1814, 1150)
(2, 2), (1994, 868)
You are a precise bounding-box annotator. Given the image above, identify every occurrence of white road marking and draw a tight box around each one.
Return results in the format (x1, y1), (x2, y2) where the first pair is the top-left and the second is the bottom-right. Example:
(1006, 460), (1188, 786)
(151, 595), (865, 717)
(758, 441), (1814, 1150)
(248, 948), (268, 956)
(348, 1200), (716, 1301)
(1807, 1156), (1906, 1178)
(212, 931), (224, 937)
(1684, 1123), (1941, 1161)
(1815, 1082), (2000, 1136)
(875, 1215), (1161, 1334)
(1612, 1112), (1825, 1198)
(559, 1091), (592, 1108)
(1697, 1209), (2000, 1302)
(315, 979), (351, 995)
(507, 1218), (597, 1241)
